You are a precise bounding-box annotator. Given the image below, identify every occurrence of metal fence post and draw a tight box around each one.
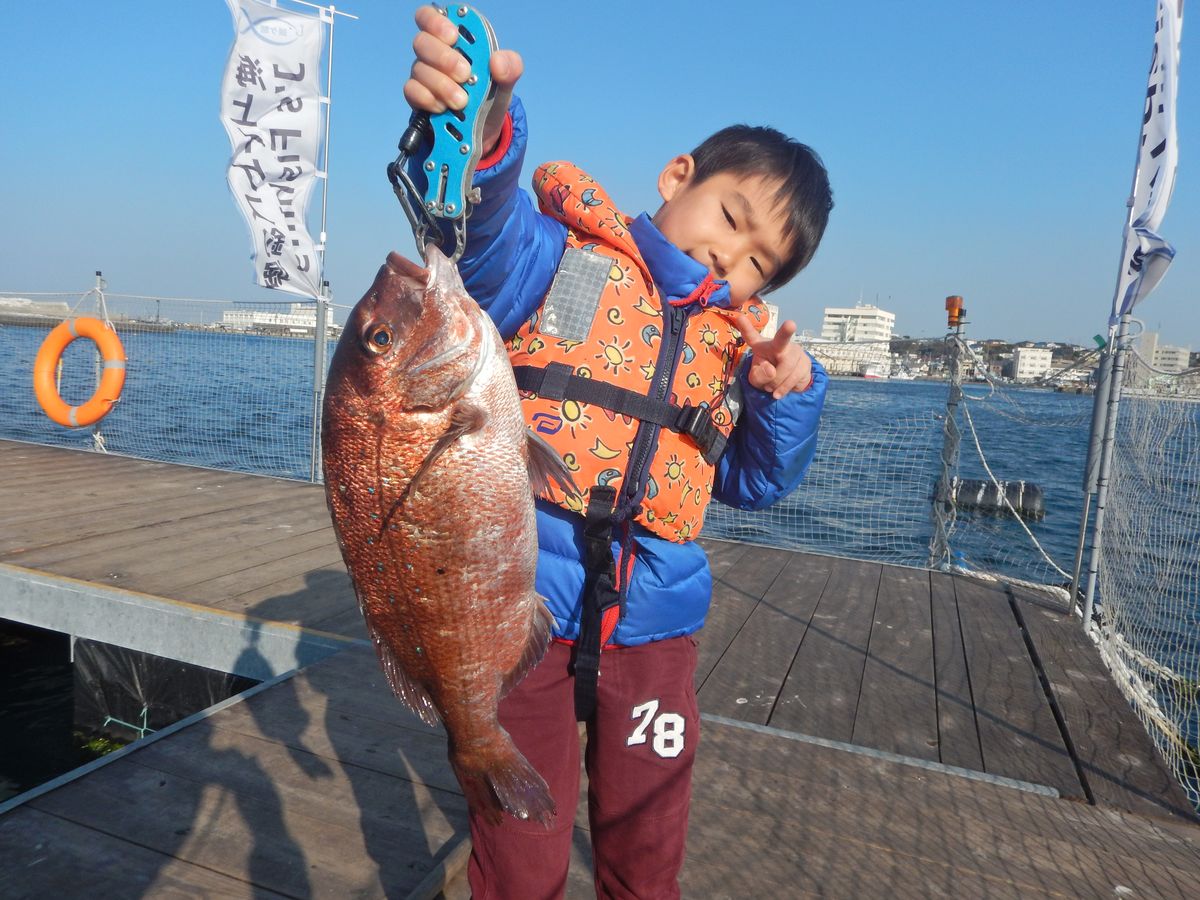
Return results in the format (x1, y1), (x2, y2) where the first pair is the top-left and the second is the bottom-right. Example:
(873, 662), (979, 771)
(929, 297), (965, 569)
(1081, 313), (1132, 625)
(310, 283), (331, 483)
(1069, 343), (1115, 608)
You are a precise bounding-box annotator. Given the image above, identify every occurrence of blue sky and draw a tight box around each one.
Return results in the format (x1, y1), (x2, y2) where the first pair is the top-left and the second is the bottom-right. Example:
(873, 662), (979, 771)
(1, 1), (1196, 347)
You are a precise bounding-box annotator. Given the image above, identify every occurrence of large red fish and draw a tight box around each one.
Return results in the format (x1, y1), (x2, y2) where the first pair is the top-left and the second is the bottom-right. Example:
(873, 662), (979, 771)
(321, 246), (572, 825)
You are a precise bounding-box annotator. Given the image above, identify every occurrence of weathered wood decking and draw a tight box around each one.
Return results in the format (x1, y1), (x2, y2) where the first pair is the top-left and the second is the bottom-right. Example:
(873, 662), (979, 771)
(1, 440), (1198, 897)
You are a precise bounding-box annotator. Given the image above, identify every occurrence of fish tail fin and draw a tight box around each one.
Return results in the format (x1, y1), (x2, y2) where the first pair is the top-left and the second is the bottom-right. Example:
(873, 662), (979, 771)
(450, 732), (556, 828)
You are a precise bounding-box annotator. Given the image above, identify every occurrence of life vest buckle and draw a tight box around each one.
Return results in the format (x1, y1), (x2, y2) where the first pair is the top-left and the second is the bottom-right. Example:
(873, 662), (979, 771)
(675, 402), (725, 464)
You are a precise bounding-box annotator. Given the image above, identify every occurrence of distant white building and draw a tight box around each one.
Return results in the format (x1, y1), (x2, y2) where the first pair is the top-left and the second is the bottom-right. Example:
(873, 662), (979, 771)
(222, 302), (334, 334)
(1137, 331), (1191, 373)
(1155, 345), (1191, 373)
(761, 302), (781, 339)
(1013, 346), (1053, 382)
(813, 302), (894, 376)
(0, 297), (70, 318)
(820, 303), (895, 343)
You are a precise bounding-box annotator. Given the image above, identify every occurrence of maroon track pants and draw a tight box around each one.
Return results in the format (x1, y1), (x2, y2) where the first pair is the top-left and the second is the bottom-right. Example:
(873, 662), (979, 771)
(467, 636), (700, 900)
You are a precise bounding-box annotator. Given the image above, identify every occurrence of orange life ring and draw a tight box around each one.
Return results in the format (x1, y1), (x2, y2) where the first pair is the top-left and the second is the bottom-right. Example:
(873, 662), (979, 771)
(33, 317), (126, 428)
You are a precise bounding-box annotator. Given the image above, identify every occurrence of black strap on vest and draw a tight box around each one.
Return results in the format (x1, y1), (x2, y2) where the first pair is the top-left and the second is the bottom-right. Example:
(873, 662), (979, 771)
(514, 363), (727, 465)
(572, 485), (621, 721)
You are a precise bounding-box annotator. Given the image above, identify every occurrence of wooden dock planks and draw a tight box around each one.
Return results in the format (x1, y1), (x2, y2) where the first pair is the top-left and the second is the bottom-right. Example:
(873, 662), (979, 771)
(3, 440), (1198, 897)
(768, 556), (881, 741)
(1016, 596), (1198, 821)
(929, 568), (986, 770)
(851, 564), (940, 760)
(951, 575), (1081, 797)
(693, 541), (788, 686)
(697, 550), (830, 724)
(688, 719), (1200, 899)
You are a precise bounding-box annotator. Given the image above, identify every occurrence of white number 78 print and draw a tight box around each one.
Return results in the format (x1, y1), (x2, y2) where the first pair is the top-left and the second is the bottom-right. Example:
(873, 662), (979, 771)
(626, 699), (686, 758)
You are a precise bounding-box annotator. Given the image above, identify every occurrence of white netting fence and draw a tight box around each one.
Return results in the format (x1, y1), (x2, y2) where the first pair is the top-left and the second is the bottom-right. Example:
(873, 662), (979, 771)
(4, 289), (1199, 804)
(1093, 354), (1200, 807)
(706, 335), (1096, 597)
(0, 286), (352, 481)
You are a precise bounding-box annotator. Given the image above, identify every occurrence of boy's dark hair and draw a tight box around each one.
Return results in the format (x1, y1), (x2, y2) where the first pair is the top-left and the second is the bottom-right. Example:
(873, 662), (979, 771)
(690, 125), (833, 293)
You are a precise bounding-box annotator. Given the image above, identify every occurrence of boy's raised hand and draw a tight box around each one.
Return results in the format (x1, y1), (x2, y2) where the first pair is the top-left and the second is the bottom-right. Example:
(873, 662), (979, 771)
(403, 5), (522, 157)
(732, 315), (814, 399)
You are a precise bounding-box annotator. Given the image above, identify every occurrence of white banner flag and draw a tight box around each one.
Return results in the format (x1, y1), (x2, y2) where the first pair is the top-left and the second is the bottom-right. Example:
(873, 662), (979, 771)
(1111, 0), (1184, 323)
(221, 0), (326, 299)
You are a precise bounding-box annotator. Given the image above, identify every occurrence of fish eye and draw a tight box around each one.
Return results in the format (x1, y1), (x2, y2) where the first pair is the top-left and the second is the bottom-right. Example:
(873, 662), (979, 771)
(364, 324), (394, 354)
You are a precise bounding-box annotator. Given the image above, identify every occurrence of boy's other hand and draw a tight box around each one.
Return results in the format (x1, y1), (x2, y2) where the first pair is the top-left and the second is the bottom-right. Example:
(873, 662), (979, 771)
(732, 315), (813, 399)
(403, 6), (522, 156)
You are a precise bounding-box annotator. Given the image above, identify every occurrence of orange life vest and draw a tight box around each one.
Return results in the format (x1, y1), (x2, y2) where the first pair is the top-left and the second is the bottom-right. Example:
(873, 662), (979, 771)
(507, 162), (770, 543)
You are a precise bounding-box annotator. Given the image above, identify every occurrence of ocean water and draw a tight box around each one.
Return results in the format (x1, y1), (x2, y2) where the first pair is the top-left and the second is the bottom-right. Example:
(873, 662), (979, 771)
(0, 320), (1094, 578)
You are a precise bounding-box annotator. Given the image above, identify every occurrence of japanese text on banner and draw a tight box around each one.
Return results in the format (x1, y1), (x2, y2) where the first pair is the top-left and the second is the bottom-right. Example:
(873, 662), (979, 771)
(1111, 0), (1183, 322)
(221, 0), (325, 299)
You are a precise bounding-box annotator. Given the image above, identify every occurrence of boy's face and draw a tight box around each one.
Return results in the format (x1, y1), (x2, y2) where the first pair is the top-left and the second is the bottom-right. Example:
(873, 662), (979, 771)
(652, 154), (790, 304)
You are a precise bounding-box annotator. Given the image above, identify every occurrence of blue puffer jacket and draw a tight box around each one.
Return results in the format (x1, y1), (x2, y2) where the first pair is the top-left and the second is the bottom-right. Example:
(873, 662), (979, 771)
(412, 97), (826, 646)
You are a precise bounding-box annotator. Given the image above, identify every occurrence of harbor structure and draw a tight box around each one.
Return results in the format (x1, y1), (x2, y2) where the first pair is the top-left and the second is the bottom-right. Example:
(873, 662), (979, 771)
(220, 302), (337, 336)
(820, 301), (895, 343)
(811, 302), (895, 376)
(1135, 330), (1191, 373)
(1012, 345), (1054, 381)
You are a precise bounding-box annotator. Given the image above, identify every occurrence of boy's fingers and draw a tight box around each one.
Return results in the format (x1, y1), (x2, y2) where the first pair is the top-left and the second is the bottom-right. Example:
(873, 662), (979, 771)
(402, 78), (445, 114)
(414, 4), (459, 44)
(410, 61), (468, 109)
(752, 360), (777, 390)
(772, 320), (798, 349)
(413, 30), (471, 81)
(732, 313), (761, 346)
(481, 51), (522, 153)
(490, 49), (524, 90)
(768, 352), (806, 398)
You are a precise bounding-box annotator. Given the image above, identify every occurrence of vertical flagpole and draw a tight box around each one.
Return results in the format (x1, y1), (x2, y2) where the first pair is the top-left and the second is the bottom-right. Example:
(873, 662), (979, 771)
(1081, 314), (1133, 625)
(288, 0), (357, 482)
(1069, 135), (1144, 609)
(1071, 0), (1182, 625)
(310, 5), (335, 483)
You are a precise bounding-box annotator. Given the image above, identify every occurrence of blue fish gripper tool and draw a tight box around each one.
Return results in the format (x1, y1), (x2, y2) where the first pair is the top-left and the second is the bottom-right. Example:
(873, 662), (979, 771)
(387, 4), (499, 263)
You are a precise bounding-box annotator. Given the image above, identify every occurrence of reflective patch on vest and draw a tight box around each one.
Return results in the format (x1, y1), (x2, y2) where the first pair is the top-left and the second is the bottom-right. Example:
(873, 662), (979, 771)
(725, 377), (745, 425)
(540, 247), (610, 342)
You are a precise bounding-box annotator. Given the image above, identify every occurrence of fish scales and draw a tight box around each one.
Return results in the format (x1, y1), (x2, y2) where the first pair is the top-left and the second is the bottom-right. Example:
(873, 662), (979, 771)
(322, 247), (571, 826)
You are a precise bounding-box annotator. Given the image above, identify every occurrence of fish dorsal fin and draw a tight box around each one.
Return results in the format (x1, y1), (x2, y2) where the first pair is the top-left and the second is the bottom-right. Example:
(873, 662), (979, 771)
(364, 617), (442, 728)
(526, 429), (580, 499)
(500, 600), (554, 698)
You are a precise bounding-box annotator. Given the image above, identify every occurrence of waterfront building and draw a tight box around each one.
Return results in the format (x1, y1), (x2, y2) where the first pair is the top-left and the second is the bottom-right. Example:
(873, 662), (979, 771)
(1012, 346), (1053, 382)
(814, 302), (894, 376)
(820, 303), (895, 343)
(761, 302), (781, 339)
(221, 303), (335, 335)
(1142, 331), (1191, 373)
(0, 297), (70, 322)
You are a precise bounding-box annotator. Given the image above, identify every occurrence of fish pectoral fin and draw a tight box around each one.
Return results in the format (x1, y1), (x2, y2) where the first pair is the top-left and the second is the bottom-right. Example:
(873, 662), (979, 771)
(526, 430), (581, 500)
(409, 402), (488, 498)
(379, 402), (489, 535)
(500, 599), (554, 699)
(367, 619), (442, 728)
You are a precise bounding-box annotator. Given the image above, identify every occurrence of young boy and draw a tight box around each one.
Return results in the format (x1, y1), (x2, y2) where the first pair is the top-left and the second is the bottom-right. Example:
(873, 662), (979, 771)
(402, 7), (831, 897)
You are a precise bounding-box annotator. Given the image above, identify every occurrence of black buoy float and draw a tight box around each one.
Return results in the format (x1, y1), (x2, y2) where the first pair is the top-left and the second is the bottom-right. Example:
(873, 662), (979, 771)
(947, 477), (1045, 520)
